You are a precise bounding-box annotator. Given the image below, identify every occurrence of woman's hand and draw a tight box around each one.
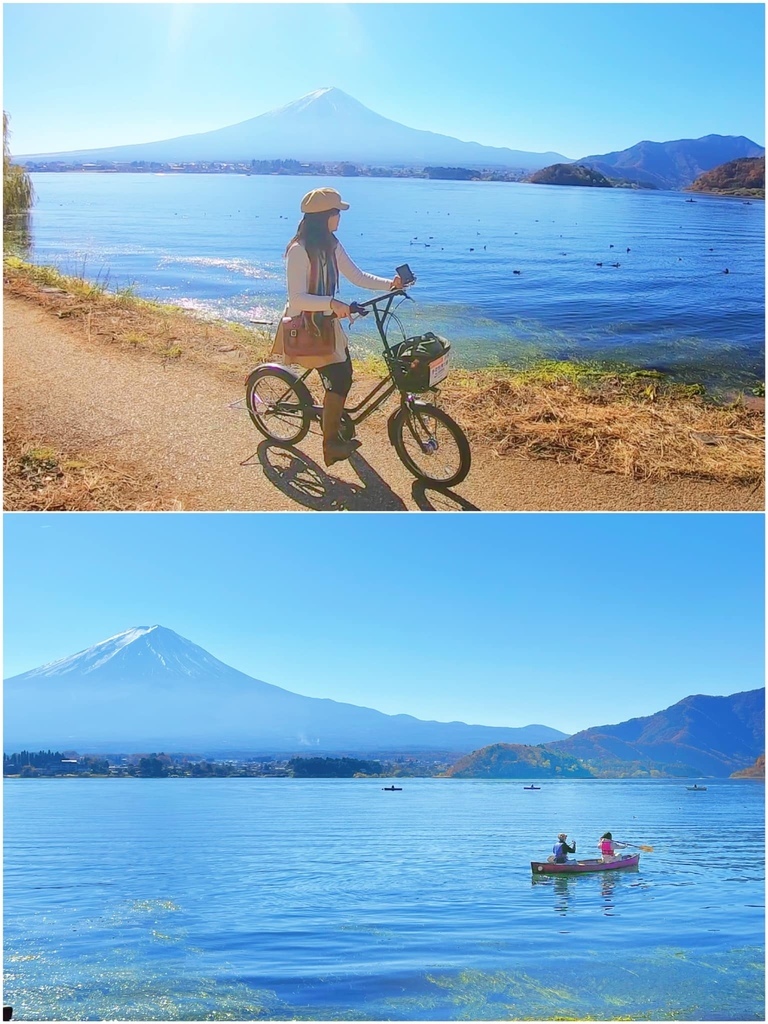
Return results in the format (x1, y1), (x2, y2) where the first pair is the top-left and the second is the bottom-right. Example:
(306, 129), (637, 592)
(391, 275), (403, 291)
(330, 299), (352, 319)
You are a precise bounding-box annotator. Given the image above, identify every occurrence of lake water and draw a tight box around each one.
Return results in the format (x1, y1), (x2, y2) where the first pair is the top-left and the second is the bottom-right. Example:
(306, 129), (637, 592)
(4, 777), (764, 1021)
(24, 173), (765, 391)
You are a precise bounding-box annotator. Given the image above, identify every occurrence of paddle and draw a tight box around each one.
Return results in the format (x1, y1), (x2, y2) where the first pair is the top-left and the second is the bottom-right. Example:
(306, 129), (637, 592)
(618, 840), (654, 853)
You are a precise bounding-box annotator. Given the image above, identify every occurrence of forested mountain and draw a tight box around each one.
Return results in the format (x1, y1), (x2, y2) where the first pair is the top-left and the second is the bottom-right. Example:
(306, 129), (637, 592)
(443, 690), (763, 779)
(578, 135), (764, 189)
(548, 689), (764, 777)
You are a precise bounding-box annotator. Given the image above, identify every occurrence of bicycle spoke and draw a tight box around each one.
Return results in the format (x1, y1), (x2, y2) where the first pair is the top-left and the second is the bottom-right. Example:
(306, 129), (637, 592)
(401, 408), (463, 481)
(249, 375), (306, 442)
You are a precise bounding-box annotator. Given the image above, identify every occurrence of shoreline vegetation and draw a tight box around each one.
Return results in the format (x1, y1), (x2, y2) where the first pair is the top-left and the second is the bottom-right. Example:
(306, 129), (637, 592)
(17, 158), (618, 184)
(20, 158), (765, 196)
(3, 112), (34, 245)
(4, 258), (765, 511)
(15, 158), (670, 192)
(21, 158), (535, 182)
(4, 749), (763, 781)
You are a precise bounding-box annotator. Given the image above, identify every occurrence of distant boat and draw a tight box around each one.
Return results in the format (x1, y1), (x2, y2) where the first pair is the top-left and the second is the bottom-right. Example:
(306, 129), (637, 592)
(532, 854), (640, 875)
(686, 784), (708, 791)
(685, 198), (696, 202)
(382, 786), (402, 791)
(523, 785), (541, 790)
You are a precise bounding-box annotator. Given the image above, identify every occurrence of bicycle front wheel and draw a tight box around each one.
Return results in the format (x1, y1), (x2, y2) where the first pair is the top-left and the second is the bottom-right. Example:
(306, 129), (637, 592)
(391, 402), (471, 487)
(245, 365), (312, 445)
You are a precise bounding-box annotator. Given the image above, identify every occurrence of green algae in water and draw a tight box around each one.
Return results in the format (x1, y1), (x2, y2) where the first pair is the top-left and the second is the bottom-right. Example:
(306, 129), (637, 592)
(5, 911), (764, 1019)
(6, 947), (288, 1021)
(6, 947), (764, 1020)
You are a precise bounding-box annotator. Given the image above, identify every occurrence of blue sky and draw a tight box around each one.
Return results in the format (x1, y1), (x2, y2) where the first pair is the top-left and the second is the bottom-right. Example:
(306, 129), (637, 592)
(4, 513), (763, 735)
(3, 3), (764, 157)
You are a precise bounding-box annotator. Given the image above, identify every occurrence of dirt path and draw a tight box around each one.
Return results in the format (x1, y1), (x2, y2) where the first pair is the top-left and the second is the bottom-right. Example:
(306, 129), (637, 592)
(4, 295), (763, 511)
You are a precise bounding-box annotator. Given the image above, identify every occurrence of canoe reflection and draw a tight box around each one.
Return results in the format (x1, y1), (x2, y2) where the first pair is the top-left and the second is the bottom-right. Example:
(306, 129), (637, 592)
(531, 865), (638, 916)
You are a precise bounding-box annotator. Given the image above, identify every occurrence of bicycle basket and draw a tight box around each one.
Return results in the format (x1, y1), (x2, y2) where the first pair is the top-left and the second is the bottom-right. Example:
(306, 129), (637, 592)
(387, 332), (451, 393)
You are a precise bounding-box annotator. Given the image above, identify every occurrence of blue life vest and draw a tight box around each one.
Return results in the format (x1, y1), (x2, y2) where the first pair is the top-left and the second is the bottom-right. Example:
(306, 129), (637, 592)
(553, 842), (567, 861)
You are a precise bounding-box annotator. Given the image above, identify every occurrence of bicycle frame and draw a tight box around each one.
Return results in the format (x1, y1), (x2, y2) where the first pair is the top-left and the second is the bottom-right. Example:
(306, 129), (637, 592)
(295, 367), (398, 427)
(248, 288), (471, 484)
(292, 288), (418, 427)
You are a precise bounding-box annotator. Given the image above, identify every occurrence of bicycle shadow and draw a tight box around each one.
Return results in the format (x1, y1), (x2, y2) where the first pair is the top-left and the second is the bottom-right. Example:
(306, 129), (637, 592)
(247, 441), (408, 511)
(411, 481), (480, 511)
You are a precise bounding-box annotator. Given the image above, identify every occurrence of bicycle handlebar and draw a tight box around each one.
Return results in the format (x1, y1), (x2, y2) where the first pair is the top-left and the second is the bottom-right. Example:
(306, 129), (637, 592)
(351, 288), (409, 311)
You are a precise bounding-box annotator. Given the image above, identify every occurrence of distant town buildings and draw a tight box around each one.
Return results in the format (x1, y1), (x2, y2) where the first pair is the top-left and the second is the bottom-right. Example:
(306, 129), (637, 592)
(21, 158), (529, 183)
(3, 749), (457, 778)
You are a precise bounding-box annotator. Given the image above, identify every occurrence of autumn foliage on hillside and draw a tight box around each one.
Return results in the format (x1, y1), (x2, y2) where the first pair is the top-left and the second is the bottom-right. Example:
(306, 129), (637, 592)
(730, 753), (765, 778)
(688, 156), (764, 197)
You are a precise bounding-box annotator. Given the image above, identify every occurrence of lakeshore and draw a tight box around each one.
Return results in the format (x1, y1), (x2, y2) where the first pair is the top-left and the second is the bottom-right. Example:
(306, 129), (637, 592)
(4, 259), (764, 512)
(21, 172), (766, 389)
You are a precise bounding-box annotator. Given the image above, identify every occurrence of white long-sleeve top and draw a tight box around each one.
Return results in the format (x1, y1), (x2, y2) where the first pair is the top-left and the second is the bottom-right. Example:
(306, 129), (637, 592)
(285, 240), (392, 314)
(272, 240), (393, 367)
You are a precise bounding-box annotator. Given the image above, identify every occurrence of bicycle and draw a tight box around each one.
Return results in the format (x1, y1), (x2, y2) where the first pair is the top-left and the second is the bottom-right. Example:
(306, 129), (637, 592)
(245, 288), (471, 488)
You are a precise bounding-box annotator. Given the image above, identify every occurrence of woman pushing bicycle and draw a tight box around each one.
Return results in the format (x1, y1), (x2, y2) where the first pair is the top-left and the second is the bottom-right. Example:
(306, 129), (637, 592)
(270, 187), (405, 466)
(248, 190), (471, 489)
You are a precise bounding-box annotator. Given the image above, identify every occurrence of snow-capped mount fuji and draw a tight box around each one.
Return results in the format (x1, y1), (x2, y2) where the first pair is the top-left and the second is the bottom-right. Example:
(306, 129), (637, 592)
(16, 625), (254, 684)
(4, 626), (568, 753)
(19, 87), (570, 170)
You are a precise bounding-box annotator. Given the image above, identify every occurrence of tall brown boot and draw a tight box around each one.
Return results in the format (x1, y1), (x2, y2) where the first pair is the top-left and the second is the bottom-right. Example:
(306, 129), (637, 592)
(322, 391), (357, 466)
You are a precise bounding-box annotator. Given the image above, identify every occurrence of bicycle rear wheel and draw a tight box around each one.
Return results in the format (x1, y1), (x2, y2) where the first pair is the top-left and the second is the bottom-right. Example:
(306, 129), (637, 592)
(245, 365), (312, 444)
(391, 402), (471, 487)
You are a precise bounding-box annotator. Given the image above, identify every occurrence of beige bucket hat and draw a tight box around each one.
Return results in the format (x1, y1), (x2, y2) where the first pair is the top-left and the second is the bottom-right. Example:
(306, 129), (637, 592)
(300, 187), (350, 214)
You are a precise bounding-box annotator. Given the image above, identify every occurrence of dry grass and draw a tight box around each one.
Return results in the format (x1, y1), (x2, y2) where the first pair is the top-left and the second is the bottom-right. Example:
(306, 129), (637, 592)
(4, 424), (182, 511)
(440, 364), (765, 485)
(5, 259), (765, 486)
(3, 258), (273, 377)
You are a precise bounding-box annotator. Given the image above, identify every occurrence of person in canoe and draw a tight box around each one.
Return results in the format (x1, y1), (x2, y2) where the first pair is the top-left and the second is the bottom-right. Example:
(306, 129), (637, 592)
(597, 832), (628, 862)
(550, 833), (577, 864)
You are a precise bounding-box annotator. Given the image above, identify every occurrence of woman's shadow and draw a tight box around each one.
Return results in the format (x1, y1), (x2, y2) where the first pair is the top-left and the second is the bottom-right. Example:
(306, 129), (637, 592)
(246, 442), (478, 511)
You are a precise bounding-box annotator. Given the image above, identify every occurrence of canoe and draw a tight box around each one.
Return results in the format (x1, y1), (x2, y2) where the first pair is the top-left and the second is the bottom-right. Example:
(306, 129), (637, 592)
(531, 854), (640, 875)
(686, 785), (707, 791)
(382, 786), (402, 791)
(523, 785), (540, 790)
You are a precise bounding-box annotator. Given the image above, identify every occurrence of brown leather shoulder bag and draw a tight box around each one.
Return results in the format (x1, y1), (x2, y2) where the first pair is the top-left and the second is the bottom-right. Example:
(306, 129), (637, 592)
(282, 312), (336, 360)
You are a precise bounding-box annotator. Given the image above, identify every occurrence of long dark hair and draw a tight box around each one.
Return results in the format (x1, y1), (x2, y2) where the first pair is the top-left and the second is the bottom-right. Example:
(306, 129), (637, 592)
(285, 209), (339, 259)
